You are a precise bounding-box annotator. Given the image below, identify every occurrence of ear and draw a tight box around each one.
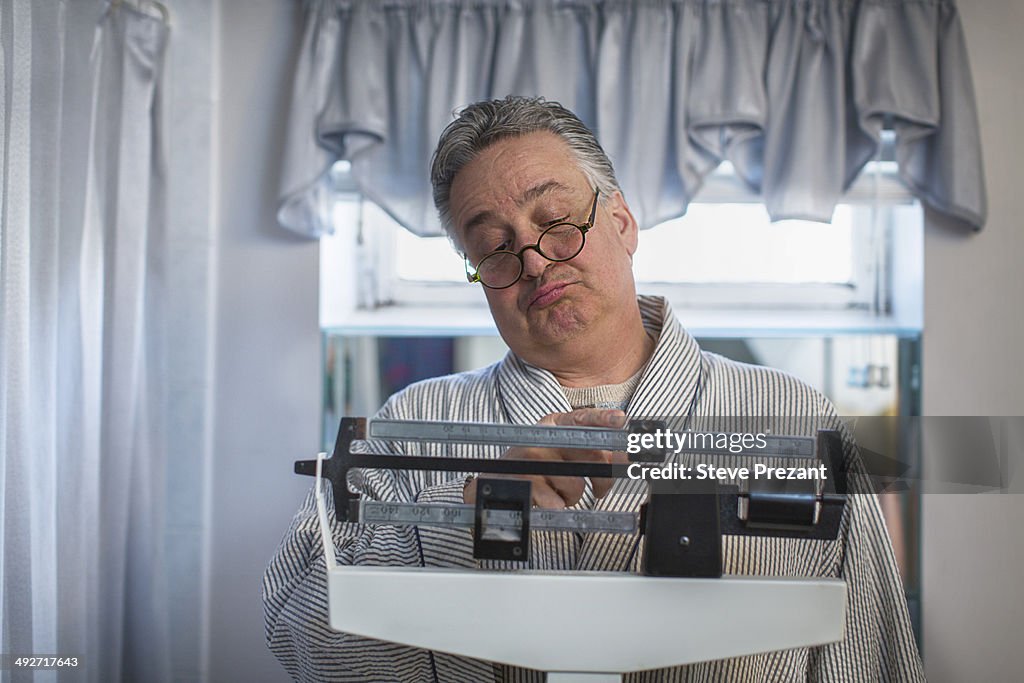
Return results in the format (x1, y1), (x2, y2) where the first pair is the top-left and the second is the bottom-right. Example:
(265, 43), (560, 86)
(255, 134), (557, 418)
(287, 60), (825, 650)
(605, 191), (640, 256)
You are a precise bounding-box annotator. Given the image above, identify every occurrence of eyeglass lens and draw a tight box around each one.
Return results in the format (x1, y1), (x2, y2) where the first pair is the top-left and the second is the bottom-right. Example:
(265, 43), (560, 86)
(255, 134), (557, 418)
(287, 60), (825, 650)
(476, 224), (585, 288)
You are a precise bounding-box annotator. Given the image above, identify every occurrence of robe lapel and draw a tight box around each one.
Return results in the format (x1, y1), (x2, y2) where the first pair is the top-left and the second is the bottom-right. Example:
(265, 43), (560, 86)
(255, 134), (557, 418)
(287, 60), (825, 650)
(493, 352), (587, 570)
(491, 297), (706, 572)
(576, 296), (706, 571)
(494, 351), (574, 425)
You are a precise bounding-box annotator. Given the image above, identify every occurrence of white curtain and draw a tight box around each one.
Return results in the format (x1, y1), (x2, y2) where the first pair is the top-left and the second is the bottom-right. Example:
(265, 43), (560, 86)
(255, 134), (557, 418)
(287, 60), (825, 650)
(1, 2), (174, 681)
(278, 0), (987, 238)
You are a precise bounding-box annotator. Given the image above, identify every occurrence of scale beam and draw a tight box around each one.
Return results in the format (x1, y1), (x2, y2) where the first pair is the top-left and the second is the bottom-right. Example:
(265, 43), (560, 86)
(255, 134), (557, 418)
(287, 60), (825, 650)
(295, 417), (849, 576)
(369, 418), (817, 458)
(360, 500), (639, 535)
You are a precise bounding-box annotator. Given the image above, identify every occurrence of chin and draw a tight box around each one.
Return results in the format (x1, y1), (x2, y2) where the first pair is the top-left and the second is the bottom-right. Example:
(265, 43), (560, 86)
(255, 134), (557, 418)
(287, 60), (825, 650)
(527, 301), (592, 345)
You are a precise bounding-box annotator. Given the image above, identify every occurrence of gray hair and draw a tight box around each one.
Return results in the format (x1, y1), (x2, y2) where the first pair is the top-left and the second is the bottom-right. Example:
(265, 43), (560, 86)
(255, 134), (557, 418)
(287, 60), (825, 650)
(430, 96), (621, 246)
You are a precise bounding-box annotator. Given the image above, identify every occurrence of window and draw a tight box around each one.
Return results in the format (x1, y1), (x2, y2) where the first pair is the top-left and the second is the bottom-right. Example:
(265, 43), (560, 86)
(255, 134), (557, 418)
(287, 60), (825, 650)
(320, 151), (922, 336)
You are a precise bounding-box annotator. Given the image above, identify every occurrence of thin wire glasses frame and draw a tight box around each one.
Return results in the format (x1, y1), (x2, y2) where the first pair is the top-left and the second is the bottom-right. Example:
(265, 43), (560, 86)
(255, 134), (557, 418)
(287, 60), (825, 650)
(465, 189), (600, 289)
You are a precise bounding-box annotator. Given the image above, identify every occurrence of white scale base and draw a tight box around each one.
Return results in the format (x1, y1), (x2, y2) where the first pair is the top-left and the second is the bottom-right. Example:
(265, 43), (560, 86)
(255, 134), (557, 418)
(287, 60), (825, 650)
(327, 565), (846, 681)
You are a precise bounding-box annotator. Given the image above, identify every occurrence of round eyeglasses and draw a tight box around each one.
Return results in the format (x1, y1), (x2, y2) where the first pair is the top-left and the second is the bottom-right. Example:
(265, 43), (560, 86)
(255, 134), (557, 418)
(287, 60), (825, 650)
(465, 189), (600, 289)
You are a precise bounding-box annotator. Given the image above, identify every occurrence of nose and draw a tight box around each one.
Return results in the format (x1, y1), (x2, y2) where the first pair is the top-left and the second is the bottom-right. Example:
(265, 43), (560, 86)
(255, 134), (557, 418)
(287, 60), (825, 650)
(519, 244), (548, 280)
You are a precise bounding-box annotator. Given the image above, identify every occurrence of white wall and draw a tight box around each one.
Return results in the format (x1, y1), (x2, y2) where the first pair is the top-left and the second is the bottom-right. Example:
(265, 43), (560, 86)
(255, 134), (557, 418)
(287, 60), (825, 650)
(207, 1), (314, 681)
(189, 1), (1024, 680)
(920, 2), (1024, 681)
(161, 1), (218, 678)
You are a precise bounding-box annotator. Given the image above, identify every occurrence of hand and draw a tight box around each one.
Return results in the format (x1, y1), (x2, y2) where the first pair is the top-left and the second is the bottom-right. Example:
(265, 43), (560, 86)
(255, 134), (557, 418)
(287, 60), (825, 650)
(463, 408), (629, 509)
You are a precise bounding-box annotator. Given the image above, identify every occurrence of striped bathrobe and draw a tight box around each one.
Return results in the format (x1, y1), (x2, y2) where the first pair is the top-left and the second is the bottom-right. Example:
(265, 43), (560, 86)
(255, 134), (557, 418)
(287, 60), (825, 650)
(263, 296), (924, 682)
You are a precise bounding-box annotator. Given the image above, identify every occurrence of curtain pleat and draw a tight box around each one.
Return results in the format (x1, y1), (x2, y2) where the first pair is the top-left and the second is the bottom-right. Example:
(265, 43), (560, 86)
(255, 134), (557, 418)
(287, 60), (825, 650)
(597, 2), (676, 223)
(0, 0), (53, 664)
(278, 0), (986, 238)
(849, 0), (986, 227)
(88, 8), (172, 681)
(1, 2), (172, 681)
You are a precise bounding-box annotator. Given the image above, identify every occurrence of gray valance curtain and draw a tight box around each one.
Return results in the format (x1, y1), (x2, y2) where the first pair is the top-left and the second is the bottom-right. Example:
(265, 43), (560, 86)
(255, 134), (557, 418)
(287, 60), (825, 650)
(278, 0), (986, 238)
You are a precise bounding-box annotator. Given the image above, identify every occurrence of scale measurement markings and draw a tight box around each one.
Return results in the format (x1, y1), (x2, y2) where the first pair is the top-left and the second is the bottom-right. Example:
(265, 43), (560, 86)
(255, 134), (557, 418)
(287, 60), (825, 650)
(360, 501), (638, 534)
(366, 419), (816, 457)
(369, 419), (628, 451)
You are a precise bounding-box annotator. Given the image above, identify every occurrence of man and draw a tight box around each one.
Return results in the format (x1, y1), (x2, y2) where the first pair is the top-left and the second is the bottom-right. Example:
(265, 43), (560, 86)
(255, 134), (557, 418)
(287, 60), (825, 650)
(264, 96), (924, 681)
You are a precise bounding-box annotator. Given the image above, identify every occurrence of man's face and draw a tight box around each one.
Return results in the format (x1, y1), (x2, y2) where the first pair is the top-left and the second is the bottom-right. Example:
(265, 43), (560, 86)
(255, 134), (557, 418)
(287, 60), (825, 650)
(449, 131), (640, 366)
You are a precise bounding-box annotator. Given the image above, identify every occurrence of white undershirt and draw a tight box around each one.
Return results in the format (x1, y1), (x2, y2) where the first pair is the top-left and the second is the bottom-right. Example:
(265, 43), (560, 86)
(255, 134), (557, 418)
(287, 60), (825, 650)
(559, 364), (645, 411)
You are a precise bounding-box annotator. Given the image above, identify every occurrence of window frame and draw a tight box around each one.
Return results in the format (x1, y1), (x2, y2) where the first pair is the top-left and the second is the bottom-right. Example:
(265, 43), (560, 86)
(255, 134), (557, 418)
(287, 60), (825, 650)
(365, 162), (913, 311)
(320, 147), (923, 337)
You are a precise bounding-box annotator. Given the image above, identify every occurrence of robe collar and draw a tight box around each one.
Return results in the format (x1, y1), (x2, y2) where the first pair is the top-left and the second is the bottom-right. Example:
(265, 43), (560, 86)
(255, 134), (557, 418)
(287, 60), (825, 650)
(494, 295), (703, 424)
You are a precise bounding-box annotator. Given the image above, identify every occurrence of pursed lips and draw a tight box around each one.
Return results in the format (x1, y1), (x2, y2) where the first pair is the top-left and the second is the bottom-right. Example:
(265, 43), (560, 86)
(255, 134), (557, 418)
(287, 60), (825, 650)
(525, 279), (576, 309)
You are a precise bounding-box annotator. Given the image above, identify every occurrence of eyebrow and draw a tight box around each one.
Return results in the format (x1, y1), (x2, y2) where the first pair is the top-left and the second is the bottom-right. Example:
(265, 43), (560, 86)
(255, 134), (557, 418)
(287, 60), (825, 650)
(461, 180), (572, 236)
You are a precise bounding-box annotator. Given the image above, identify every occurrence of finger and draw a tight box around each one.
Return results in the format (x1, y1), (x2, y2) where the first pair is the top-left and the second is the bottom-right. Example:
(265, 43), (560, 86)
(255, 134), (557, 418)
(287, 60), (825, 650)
(551, 408), (627, 429)
(590, 476), (615, 499)
(560, 447), (614, 463)
(537, 410), (628, 465)
(546, 475), (586, 507)
(531, 477), (572, 509)
(507, 443), (612, 464)
(502, 447), (581, 493)
(507, 450), (585, 507)
(589, 449), (630, 497)
(608, 450), (630, 465)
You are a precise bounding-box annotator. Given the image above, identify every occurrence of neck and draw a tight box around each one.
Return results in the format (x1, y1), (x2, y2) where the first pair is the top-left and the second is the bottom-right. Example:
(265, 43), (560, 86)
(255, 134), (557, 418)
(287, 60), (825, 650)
(542, 315), (655, 389)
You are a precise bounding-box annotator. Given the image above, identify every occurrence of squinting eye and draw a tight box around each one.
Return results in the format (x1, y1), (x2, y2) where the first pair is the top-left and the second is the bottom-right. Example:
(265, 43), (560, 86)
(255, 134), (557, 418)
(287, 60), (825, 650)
(468, 240), (506, 263)
(480, 239), (510, 255)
